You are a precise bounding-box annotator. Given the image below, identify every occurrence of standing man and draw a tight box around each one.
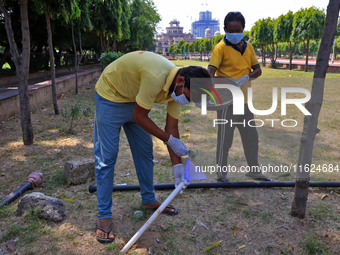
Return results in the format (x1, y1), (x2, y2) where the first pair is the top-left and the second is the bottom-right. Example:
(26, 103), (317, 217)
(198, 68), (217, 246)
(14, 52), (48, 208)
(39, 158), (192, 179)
(208, 12), (272, 182)
(94, 51), (210, 243)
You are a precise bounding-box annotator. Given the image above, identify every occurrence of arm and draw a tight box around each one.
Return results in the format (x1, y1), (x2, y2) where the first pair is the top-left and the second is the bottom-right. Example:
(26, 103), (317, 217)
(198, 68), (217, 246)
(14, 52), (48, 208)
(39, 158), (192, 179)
(249, 66), (262, 80)
(165, 113), (182, 165)
(208, 66), (216, 78)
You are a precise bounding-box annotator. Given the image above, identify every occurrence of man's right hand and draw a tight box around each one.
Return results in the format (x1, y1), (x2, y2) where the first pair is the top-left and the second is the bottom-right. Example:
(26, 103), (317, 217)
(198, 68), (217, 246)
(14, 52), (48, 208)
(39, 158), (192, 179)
(166, 134), (189, 157)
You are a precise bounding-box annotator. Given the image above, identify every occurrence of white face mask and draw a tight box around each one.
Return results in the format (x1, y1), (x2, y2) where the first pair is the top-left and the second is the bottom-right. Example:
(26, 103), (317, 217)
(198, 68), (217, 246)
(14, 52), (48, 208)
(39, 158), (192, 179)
(171, 84), (190, 105)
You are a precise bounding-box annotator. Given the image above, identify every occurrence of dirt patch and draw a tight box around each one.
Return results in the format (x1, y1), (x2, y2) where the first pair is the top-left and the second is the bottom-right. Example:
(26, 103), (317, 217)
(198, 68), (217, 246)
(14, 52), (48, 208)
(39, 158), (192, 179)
(0, 74), (339, 255)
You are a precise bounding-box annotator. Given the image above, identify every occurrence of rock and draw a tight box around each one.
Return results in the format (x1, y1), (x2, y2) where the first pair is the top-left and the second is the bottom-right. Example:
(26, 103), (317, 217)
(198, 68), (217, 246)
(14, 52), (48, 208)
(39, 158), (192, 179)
(15, 192), (66, 222)
(64, 158), (95, 184)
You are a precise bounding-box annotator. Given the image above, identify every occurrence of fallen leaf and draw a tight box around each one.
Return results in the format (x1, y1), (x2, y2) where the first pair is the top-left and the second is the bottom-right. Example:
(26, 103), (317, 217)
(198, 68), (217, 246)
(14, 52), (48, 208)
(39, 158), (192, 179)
(233, 226), (238, 237)
(204, 240), (223, 252)
(62, 198), (75, 203)
(237, 245), (246, 251)
(321, 194), (328, 200)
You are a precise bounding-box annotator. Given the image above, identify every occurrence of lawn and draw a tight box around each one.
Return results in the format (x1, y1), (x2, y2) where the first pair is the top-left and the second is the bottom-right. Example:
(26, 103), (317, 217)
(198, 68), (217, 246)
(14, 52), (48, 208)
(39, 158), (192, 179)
(0, 61), (339, 255)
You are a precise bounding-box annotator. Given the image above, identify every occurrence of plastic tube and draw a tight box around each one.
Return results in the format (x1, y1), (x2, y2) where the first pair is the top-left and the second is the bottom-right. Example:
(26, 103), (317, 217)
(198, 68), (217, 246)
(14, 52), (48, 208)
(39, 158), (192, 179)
(120, 181), (186, 253)
(88, 181), (340, 193)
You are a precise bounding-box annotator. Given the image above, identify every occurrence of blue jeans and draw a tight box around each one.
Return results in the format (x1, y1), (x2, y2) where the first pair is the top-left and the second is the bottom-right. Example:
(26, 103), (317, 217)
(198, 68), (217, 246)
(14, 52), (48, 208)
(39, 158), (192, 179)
(94, 91), (156, 219)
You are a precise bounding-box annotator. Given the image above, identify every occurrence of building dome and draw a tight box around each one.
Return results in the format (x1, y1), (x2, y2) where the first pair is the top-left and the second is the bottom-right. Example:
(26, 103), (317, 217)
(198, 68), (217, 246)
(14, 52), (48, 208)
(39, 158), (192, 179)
(170, 19), (180, 26)
(205, 27), (212, 38)
(214, 31), (221, 36)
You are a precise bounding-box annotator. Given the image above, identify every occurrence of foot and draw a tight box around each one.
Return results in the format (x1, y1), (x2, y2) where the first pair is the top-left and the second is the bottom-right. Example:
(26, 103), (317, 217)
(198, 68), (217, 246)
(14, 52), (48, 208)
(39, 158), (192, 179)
(245, 172), (273, 181)
(141, 200), (178, 215)
(217, 177), (229, 182)
(96, 218), (115, 243)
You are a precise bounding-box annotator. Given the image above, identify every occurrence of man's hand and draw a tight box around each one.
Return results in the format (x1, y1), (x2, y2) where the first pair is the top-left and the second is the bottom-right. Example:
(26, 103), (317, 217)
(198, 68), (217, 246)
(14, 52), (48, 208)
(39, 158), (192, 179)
(172, 164), (188, 188)
(166, 134), (189, 157)
(236, 75), (249, 87)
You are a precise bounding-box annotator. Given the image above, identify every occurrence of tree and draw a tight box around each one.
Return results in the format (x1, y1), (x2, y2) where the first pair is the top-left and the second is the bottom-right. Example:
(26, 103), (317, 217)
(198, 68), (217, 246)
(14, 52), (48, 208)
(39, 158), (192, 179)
(33, 0), (80, 112)
(0, 0), (34, 145)
(168, 44), (177, 57)
(177, 39), (185, 53)
(290, 0), (340, 219)
(275, 11), (295, 69)
(124, 0), (159, 51)
(212, 34), (223, 47)
(251, 18), (273, 67)
(292, 7), (325, 72)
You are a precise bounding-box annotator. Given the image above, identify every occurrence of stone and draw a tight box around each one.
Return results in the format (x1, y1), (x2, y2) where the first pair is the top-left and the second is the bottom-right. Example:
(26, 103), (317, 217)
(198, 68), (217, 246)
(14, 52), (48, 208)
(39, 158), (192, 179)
(64, 158), (95, 184)
(15, 192), (66, 222)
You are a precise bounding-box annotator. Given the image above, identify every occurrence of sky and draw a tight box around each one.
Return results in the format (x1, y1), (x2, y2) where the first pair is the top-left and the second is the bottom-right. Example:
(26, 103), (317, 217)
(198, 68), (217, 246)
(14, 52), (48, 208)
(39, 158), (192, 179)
(152, 0), (330, 34)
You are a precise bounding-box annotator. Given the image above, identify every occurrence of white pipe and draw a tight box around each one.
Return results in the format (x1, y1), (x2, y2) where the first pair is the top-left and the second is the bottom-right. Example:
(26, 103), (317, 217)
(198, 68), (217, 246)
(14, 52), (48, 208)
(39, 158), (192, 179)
(120, 181), (186, 253)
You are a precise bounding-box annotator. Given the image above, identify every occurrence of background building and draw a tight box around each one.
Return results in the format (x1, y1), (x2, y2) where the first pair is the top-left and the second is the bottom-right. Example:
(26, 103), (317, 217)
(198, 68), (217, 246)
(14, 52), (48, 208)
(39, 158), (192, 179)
(155, 19), (195, 54)
(192, 11), (220, 39)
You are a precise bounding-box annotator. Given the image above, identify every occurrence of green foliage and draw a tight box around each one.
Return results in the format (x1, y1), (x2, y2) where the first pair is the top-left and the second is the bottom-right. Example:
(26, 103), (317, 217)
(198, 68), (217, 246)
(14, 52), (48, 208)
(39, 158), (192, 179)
(304, 234), (330, 255)
(124, 0), (160, 51)
(274, 11), (294, 43)
(291, 7), (325, 42)
(212, 34), (224, 47)
(60, 99), (92, 133)
(98, 51), (124, 66)
(250, 17), (274, 46)
(169, 44), (178, 56)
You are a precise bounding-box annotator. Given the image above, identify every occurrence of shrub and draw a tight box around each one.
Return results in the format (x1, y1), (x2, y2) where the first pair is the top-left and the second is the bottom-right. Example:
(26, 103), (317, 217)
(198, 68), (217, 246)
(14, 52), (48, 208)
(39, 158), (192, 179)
(98, 51), (124, 66)
(60, 99), (92, 133)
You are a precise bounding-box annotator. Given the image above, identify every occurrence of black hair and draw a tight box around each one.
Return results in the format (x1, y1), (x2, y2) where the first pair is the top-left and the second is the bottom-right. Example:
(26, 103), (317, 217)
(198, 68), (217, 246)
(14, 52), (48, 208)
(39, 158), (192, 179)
(224, 12), (245, 29)
(178, 66), (211, 90)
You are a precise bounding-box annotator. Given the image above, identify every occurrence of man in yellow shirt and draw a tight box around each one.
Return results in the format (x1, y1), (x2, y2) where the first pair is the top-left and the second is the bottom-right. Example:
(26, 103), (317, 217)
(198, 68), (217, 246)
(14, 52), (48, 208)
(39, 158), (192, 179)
(208, 12), (272, 182)
(94, 51), (210, 243)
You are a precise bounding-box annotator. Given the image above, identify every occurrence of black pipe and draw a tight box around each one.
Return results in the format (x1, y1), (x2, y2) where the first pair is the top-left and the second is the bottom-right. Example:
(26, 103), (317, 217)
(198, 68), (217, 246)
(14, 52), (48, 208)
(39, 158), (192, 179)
(89, 181), (340, 193)
(0, 182), (32, 206)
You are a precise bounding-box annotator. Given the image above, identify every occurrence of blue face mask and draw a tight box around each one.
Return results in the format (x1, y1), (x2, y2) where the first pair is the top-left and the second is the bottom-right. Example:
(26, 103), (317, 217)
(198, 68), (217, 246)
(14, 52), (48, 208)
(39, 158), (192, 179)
(171, 84), (190, 105)
(226, 33), (243, 44)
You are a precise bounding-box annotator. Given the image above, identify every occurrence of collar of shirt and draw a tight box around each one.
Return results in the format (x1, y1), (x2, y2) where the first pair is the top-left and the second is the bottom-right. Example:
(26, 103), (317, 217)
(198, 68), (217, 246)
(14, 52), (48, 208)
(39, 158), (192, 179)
(223, 37), (247, 55)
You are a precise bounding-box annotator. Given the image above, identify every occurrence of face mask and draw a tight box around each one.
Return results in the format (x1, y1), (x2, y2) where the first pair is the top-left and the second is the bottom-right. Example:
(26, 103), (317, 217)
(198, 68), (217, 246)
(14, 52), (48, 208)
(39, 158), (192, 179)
(226, 33), (243, 44)
(171, 84), (190, 105)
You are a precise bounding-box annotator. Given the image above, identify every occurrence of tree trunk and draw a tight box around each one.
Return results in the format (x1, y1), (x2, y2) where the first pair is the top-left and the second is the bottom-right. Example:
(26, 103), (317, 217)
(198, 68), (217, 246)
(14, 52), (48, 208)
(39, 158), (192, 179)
(78, 28), (83, 66)
(289, 41), (294, 70)
(261, 45), (266, 67)
(44, 9), (59, 115)
(71, 22), (78, 94)
(0, 0), (34, 145)
(112, 37), (117, 52)
(305, 39), (310, 72)
(290, 0), (340, 219)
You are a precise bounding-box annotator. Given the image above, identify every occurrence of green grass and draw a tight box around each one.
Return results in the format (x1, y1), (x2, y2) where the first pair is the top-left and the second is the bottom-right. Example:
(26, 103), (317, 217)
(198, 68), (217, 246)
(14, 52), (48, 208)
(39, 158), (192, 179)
(4, 208), (48, 245)
(304, 234), (330, 255)
(309, 204), (331, 219)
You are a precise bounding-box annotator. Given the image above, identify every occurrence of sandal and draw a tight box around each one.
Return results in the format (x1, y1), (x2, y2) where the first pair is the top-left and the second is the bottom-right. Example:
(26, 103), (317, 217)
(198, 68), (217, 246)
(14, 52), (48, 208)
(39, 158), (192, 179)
(142, 204), (178, 216)
(245, 172), (273, 181)
(96, 222), (115, 243)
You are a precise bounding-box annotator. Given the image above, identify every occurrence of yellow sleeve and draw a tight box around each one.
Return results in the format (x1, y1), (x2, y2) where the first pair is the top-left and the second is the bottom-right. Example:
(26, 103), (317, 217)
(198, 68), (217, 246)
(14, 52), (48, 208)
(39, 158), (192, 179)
(166, 100), (181, 119)
(249, 43), (259, 68)
(135, 71), (162, 110)
(208, 44), (223, 70)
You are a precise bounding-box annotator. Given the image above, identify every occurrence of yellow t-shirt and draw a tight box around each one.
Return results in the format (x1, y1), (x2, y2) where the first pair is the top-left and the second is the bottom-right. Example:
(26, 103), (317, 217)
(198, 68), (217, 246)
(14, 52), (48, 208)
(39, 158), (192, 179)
(95, 51), (181, 119)
(208, 38), (260, 102)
